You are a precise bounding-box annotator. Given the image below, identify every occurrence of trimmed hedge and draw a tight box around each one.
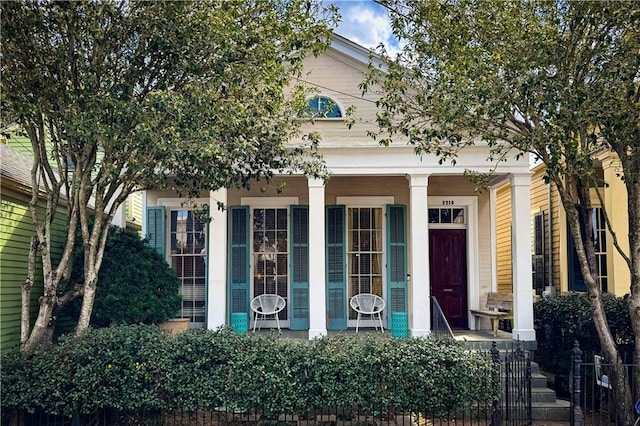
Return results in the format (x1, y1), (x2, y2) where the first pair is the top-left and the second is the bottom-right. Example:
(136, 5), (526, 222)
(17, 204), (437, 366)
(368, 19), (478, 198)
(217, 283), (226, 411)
(1, 326), (496, 417)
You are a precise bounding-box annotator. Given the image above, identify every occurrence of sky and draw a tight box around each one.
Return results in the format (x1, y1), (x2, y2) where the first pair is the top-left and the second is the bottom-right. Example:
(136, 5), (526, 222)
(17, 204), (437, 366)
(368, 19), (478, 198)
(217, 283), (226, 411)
(326, 1), (401, 56)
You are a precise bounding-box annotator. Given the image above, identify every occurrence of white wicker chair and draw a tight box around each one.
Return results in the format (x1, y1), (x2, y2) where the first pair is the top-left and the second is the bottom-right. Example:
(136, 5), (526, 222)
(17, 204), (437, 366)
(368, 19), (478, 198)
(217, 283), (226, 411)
(349, 293), (385, 333)
(250, 294), (286, 332)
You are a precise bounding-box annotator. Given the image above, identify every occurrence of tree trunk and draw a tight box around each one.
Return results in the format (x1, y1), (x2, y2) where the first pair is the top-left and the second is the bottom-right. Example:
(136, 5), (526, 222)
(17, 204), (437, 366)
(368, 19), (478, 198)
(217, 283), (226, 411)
(76, 273), (97, 336)
(624, 158), (640, 403)
(20, 237), (38, 347)
(21, 273), (58, 355)
(559, 178), (635, 424)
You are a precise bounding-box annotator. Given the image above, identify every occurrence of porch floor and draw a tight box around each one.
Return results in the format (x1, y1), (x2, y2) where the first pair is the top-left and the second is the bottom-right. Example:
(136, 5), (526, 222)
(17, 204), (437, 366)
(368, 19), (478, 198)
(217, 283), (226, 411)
(250, 328), (514, 342)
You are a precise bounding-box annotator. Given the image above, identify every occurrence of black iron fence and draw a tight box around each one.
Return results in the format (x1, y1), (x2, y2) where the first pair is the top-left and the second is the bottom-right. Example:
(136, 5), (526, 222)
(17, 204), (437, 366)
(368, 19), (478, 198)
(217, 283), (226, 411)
(2, 342), (533, 426)
(569, 342), (639, 426)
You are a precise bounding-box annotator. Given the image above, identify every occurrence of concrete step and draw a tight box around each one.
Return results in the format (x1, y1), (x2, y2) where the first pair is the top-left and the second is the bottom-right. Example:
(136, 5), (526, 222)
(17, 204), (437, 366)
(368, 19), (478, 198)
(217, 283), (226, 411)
(531, 399), (571, 421)
(531, 372), (549, 388)
(460, 340), (569, 421)
(531, 387), (561, 403)
(504, 388), (560, 404)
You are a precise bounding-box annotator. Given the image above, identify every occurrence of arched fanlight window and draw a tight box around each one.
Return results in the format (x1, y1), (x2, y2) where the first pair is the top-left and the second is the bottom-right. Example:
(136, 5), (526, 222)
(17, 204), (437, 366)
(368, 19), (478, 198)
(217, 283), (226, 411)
(306, 96), (342, 118)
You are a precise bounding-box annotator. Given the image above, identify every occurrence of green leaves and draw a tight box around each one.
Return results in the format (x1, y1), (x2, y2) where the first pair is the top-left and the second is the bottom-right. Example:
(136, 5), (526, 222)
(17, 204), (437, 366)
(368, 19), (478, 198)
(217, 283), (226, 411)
(66, 225), (182, 327)
(1, 0), (336, 349)
(2, 327), (496, 417)
(369, 0), (638, 177)
(534, 292), (635, 395)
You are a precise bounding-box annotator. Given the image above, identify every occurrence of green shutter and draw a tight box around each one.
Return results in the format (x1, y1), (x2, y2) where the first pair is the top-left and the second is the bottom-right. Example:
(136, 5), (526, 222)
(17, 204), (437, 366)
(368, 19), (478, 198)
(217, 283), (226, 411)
(229, 206), (250, 316)
(386, 205), (407, 314)
(289, 205), (309, 330)
(326, 205), (347, 330)
(146, 206), (166, 258)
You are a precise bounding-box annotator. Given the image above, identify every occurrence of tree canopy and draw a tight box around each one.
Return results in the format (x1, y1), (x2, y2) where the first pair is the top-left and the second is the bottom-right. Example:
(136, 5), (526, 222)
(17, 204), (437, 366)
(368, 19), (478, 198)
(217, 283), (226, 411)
(1, 0), (337, 354)
(365, 0), (639, 421)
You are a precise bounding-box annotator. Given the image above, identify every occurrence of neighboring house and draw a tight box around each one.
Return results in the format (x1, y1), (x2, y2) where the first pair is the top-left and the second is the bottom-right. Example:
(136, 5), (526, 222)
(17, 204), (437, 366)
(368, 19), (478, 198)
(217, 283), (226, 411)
(143, 35), (536, 341)
(524, 152), (630, 297)
(0, 140), (67, 352)
(495, 150), (629, 300)
(0, 131), (142, 352)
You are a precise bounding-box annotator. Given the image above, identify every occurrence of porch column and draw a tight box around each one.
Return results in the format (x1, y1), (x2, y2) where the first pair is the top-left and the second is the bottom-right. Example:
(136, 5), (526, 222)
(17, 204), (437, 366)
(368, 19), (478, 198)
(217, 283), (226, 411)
(510, 173), (535, 341)
(408, 174), (430, 337)
(207, 188), (228, 330)
(308, 177), (327, 339)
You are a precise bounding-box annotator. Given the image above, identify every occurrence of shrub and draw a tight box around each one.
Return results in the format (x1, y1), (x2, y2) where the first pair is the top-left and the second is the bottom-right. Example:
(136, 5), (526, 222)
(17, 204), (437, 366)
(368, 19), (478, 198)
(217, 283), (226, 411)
(1, 325), (171, 416)
(534, 292), (634, 393)
(68, 225), (181, 327)
(1, 326), (496, 418)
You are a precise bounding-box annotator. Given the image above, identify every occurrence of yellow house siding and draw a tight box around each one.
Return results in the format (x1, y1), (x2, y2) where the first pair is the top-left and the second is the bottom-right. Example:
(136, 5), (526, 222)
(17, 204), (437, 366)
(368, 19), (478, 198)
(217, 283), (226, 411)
(495, 184), (512, 294)
(550, 183), (562, 290)
(532, 153), (629, 296)
(530, 166), (552, 292)
(602, 155), (630, 295)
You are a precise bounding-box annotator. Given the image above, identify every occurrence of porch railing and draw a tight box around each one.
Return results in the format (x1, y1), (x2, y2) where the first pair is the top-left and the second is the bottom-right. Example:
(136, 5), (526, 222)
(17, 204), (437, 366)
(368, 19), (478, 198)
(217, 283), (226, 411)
(431, 296), (455, 340)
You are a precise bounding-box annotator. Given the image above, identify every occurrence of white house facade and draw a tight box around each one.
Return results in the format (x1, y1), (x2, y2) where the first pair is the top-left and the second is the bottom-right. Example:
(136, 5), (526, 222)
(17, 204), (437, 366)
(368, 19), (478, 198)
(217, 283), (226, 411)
(142, 35), (535, 341)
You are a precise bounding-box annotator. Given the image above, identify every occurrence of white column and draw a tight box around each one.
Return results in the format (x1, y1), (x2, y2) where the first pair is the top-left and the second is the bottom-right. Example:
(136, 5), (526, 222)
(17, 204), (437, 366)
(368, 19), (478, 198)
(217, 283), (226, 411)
(308, 177), (327, 339)
(207, 188), (228, 330)
(407, 174), (430, 337)
(141, 191), (148, 235)
(510, 173), (535, 341)
(109, 185), (127, 227)
(111, 204), (127, 228)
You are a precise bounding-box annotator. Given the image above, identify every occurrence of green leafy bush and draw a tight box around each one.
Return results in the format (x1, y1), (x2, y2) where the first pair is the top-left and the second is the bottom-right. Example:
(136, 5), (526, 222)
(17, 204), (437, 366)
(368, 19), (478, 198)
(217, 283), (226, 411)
(69, 226), (181, 327)
(534, 292), (634, 393)
(1, 325), (171, 416)
(1, 326), (496, 418)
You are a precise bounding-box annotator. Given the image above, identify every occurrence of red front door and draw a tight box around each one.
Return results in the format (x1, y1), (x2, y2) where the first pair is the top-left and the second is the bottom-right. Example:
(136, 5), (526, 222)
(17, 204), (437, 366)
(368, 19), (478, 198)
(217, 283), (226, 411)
(429, 229), (468, 329)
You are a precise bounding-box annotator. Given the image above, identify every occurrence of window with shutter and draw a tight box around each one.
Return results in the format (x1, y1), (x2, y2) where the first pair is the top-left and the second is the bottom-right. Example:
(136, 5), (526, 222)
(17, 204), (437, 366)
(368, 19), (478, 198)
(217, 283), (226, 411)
(386, 205), (407, 314)
(289, 205), (309, 330)
(532, 212), (546, 295)
(326, 205), (347, 330)
(229, 207), (250, 315)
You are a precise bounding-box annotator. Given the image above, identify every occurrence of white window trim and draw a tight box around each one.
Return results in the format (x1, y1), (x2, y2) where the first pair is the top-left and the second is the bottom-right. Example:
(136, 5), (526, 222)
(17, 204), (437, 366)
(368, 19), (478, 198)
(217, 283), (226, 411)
(242, 197), (298, 329)
(338, 196), (393, 327)
(336, 196), (395, 206)
(157, 198), (209, 264)
(162, 199), (209, 328)
(241, 197), (299, 207)
(157, 197), (210, 208)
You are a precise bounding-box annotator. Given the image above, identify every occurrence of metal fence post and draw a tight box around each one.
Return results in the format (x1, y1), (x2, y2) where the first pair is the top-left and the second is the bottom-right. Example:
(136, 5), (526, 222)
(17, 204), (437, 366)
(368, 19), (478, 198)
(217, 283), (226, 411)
(491, 341), (502, 426)
(571, 341), (584, 426)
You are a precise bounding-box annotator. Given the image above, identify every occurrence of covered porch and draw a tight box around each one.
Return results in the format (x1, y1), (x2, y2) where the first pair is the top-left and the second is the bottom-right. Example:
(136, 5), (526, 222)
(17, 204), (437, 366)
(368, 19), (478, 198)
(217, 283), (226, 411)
(144, 148), (535, 342)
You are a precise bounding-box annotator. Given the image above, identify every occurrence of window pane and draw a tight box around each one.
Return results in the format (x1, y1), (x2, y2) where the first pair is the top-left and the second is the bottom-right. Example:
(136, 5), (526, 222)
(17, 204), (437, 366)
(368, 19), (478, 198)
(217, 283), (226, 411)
(429, 209), (440, 223)
(440, 208), (452, 223)
(453, 208), (465, 224)
(254, 209), (264, 230)
(265, 209), (276, 229)
(277, 209), (287, 229)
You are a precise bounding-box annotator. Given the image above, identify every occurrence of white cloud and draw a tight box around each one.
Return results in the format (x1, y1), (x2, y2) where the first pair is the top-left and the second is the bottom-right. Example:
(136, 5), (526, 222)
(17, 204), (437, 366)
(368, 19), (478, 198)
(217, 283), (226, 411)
(327, 0), (401, 56)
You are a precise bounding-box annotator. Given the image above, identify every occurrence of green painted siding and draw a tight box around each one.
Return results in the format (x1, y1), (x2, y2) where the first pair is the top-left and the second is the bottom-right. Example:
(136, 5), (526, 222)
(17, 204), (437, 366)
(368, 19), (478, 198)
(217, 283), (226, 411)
(2, 132), (33, 156)
(0, 195), (67, 353)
